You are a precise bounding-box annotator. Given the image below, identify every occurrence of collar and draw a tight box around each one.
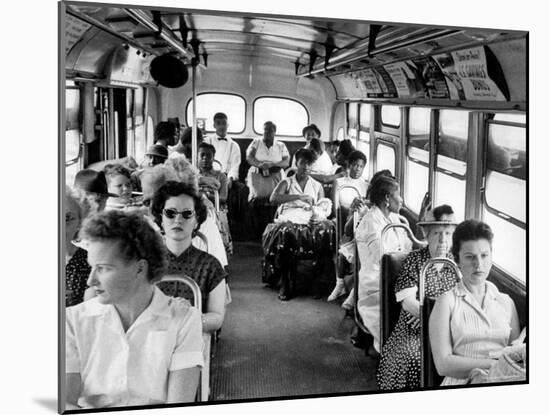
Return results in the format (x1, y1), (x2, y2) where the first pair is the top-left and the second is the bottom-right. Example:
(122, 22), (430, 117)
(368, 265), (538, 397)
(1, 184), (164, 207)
(455, 280), (499, 302)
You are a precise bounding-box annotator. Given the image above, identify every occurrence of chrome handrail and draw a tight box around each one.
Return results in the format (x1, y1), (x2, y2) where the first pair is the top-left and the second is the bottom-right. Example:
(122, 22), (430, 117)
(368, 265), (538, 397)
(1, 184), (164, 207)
(156, 274), (202, 312)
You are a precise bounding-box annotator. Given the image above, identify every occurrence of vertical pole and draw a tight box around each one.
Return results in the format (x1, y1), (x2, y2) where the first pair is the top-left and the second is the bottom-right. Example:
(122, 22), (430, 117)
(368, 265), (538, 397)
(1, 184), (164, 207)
(191, 61), (197, 168)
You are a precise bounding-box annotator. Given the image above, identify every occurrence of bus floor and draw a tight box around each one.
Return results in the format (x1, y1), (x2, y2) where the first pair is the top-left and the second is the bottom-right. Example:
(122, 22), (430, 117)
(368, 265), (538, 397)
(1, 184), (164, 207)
(210, 241), (379, 401)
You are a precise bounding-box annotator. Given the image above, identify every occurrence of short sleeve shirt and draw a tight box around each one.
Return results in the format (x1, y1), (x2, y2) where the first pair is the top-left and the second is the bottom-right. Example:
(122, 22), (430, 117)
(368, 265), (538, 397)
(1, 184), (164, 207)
(65, 286), (204, 408)
(246, 138), (289, 164)
(165, 245), (227, 312)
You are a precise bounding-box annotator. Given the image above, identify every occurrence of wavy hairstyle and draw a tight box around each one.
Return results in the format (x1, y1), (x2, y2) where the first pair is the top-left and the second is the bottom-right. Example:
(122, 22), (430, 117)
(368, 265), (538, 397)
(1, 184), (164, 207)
(80, 210), (167, 282)
(451, 219), (494, 262)
(368, 176), (399, 208)
(150, 181), (208, 235)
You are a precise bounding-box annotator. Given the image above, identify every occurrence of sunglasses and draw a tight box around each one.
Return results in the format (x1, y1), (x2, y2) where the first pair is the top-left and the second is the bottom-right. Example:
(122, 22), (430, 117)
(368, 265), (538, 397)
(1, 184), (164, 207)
(163, 208), (195, 220)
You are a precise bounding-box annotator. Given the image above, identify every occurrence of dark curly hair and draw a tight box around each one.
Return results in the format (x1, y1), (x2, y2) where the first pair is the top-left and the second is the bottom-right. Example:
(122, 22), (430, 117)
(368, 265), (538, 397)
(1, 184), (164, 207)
(302, 124), (321, 138)
(347, 150), (367, 165)
(294, 148), (317, 165)
(154, 121), (177, 146)
(80, 210), (166, 283)
(150, 181), (208, 234)
(307, 138), (323, 156)
(451, 219), (494, 262)
(368, 176), (399, 207)
(366, 169), (395, 200)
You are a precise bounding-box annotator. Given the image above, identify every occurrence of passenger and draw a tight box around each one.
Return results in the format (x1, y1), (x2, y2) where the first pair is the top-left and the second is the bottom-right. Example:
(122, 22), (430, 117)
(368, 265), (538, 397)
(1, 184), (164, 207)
(142, 162), (229, 268)
(154, 121), (178, 148)
(151, 181), (227, 334)
(355, 176), (412, 354)
(198, 142), (228, 205)
(103, 164), (135, 209)
(291, 124), (329, 169)
(263, 148), (335, 301)
(326, 140), (340, 165)
(327, 150), (369, 302)
(429, 219), (521, 386)
(245, 121), (290, 202)
(64, 186), (87, 263)
(169, 127), (203, 160)
(131, 144), (169, 192)
(198, 142), (232, 257)
(377, 205), (459, 390)
(66, 170), (114, 307)
(334, 139), (355, 172)
(203, 112), (242, 188)
(65, 210), (203, 409)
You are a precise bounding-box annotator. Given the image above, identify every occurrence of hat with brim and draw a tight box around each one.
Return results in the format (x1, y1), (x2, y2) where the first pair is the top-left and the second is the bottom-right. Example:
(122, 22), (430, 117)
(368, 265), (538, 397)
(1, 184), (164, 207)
(417, 209), (458, 228)
(74, 169), (118, 197)
(145, 144), (169, 159)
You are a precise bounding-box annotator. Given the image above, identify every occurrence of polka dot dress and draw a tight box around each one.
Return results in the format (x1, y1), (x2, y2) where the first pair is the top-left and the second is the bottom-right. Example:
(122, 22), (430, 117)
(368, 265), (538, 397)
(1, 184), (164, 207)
(65, 248), (91, 307)
(377, 247), (458, 390)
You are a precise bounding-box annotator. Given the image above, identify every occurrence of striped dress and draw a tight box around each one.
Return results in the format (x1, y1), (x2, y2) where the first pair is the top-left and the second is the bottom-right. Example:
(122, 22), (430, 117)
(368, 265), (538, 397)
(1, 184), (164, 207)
(440, 280), (517, 386)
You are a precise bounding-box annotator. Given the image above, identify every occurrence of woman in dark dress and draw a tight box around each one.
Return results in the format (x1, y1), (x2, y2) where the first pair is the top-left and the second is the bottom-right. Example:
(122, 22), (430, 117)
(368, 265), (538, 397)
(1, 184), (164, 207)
(377, 205), (459, 390)
(151, 181), (227, 334)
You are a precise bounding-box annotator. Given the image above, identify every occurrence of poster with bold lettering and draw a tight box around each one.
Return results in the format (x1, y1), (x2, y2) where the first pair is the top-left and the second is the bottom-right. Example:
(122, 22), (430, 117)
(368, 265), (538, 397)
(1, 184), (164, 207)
(433, 47), (506, 101)
(360, 68), (398, 98)
(410, 56), (450, 99)
(384, 62), (425, 98)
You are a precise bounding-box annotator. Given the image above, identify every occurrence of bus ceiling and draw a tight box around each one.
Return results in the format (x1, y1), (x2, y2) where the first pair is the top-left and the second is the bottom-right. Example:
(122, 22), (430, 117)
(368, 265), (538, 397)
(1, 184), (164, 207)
(63, 3), (526, 108)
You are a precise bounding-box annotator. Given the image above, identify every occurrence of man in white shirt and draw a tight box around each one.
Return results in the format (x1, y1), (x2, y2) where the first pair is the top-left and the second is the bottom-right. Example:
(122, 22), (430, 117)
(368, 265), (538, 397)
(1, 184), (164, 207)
(203, 112), (242, 188)
(65, 210), (203, 410)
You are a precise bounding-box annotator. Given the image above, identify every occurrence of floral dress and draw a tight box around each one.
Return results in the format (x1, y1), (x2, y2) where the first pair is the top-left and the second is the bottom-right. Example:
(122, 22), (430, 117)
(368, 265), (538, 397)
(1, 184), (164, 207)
(377, 247), (458, 390)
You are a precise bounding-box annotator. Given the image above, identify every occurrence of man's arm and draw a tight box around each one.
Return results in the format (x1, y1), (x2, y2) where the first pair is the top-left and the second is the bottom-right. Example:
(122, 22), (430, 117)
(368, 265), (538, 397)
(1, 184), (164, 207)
(227, 142), (241, 181)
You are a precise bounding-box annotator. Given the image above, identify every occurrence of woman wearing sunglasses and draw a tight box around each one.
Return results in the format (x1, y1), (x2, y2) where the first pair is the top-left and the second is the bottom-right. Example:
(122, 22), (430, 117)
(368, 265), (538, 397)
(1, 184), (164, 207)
(151, 181), (227, 334)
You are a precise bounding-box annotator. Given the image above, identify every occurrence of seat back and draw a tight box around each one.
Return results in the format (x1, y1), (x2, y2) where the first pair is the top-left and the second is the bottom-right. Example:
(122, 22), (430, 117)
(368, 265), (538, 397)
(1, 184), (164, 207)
(380, 251), (409, 347)
(418, 257), (462, 388)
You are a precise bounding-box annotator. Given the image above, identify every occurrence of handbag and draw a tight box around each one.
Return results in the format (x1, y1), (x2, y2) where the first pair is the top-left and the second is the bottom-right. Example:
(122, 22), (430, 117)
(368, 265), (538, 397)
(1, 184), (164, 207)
(468, 343), (526, 384)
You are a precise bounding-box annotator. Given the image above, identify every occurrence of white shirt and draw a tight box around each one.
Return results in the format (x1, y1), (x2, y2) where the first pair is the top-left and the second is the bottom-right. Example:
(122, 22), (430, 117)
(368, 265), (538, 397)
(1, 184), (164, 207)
(66, 287), (204, 408)
(204, 135), (242, 180)
(246, 138), (289, 166)
(292, 150), (334, 175)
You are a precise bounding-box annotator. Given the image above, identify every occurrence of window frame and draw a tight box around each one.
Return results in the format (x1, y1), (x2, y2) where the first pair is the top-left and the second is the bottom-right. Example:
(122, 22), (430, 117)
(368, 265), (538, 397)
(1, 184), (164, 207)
(186, 92), (247, 135)
(65, 85), (82, 167)
(435, 109), (469, 180)
(374, 139), (398, 175)
(252, 95), (309, 137)
(379, 104), (401, 133)
(482, 117), (527, 230)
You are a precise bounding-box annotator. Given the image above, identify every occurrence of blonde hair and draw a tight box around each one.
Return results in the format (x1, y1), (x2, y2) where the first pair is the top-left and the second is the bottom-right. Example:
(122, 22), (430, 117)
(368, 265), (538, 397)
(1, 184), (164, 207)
(164, 156), (199, 192)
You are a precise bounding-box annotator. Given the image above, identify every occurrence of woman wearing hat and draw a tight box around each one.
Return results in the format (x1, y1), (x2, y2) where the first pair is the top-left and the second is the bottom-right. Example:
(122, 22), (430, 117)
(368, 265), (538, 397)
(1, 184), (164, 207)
(377, 204), (460, 390)
(132, 145), (168, 191)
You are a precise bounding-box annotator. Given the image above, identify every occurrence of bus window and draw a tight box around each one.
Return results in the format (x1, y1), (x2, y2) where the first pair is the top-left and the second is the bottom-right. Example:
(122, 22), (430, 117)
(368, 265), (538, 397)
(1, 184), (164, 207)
(146, 115), (155, 148)
(405, 107), (430, 213)
(359, 103), (371, 131)
(376, 142), (396, 176)
(66, 87), (81, 186)
(253, 97), (308, 136)
(346, 102), (358, 145)
(434, 110), (469, 220)
(357, 131), (370, 180)
(126, 89), (135, 160)
(381, 105), (400, 128)
(483, 115), (526, 283)
(187, 93), (246, 134)
(134, 88), (146, 163)
(336, 127), (344, 141)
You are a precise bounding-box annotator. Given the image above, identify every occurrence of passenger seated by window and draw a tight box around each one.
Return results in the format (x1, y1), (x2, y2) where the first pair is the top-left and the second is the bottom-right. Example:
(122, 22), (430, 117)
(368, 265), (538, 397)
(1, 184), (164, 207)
(291, 125), (333, 174)
(132, 144), (169, 192)
(169, 127), (204, 160)
(327, 150), (369, 302)
(66, 170), (113, 307)
(429, 219), (521, 386)
(103, 164), (139, 210)
(246, 121), (290, 202)
(377, 205), (459, 390)
(334, 139), (355, 173)
(198, 142), (232, 257)
(204, 112), (242, 188)
(262, 148), (336, 301)
(355, 176), (412, 354)
(65, 210), (203, 409)
(151, 181), (227, 334)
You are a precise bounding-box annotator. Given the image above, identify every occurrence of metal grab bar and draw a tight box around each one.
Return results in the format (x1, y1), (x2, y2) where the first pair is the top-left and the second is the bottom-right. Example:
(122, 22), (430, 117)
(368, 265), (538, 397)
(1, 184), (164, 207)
(156, 274), (202, 312)
(419, 257), (463, 388)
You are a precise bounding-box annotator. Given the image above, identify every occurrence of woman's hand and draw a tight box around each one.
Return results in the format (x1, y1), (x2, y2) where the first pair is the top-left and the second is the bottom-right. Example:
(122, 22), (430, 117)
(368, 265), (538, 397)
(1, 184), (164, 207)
(405, 312), (420, 329)
(349, 197), (367, 213)
(299, 194), (314, 205)
(401, 296), (420, 319)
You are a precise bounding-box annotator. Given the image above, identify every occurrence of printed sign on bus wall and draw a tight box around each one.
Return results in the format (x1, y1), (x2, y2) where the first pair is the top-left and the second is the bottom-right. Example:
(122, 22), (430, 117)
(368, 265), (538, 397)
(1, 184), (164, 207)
(410, 56), (450, 99)
(360, 67), (398, 98)
(383, 62), (425, 98)
(433, 46), (507, 101)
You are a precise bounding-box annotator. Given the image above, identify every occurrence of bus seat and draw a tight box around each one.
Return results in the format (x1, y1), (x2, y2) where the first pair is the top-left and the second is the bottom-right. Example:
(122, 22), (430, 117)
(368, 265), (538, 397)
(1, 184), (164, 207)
(155, 275), (210, 401)
(421, 297), (443, 387)
(380, 252), (409, 348)
(86, 156), (138, 172)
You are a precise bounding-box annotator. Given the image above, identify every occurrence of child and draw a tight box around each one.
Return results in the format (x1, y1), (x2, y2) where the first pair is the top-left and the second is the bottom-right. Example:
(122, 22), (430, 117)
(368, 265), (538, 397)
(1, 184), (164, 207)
(103, 164), (137, 210)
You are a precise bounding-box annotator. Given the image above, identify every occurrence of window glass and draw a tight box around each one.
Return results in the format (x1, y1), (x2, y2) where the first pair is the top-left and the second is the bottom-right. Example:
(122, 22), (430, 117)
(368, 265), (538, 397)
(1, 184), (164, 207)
(135, 124), (146, 164)
(493, 113), (526, 123)
(336, 127), (344, 141)
(66, 129), (80, 163)
(135, 88), (144, 125)
(487, 123), (526, 180)
(146, 116), (155, 148)
(359, 103), (371, 131)
(376, 143), (395, 176)
(187, 93), (246, 133)
(253, 97), (308, 136)
(66, 163), (80, 188)
(405, 159), (429, 213)
(408, 107), (430, 150)
(437, 110), (468, 168)
(483, 208), (526, 283)
(434, 172), (466, 221)
(347, 102), (359, 138)
(381, 105), (400, 127)
(485, 171), (526, 223)
(66, 88), (80, 131)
